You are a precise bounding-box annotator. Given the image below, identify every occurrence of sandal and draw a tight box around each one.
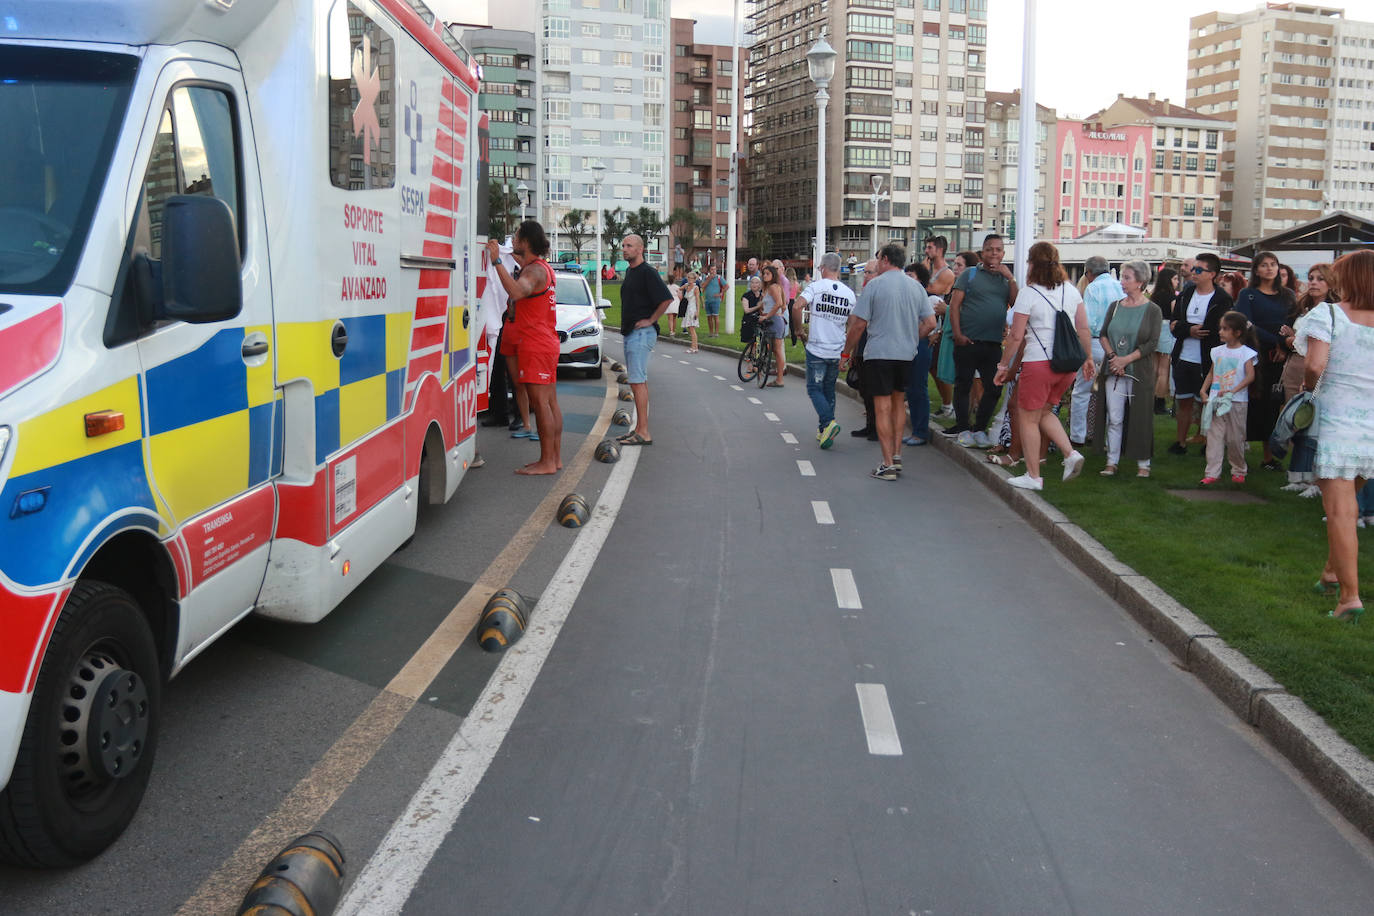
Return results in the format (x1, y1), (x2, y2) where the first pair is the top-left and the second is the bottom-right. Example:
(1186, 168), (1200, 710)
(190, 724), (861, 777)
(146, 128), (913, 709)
(765, 381), (784, 387)
(1100, 465), (1117, 477)
(1136, 467), (1151, 478)
(616, 432), (653, 446)
(986, 452), (1022, 468)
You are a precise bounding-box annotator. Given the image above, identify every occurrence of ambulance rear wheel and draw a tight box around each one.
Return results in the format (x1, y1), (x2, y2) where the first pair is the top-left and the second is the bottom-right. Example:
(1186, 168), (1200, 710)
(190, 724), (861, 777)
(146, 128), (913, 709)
(0, 581), (161, 867)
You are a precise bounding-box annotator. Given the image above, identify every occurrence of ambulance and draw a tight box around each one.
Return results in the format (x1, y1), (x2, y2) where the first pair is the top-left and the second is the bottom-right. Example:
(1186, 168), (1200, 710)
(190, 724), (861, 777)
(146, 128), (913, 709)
(0, 0), (490, 865)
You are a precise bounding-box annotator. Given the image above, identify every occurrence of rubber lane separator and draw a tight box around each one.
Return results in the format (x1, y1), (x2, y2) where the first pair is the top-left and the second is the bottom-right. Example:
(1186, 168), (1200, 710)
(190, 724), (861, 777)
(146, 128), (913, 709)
(335, 447), (643, 916)
(812, 500), (834, 524)
(855, 683), (904, 756)
(797, 460), (815, 476)
(830, 568), (862, 609)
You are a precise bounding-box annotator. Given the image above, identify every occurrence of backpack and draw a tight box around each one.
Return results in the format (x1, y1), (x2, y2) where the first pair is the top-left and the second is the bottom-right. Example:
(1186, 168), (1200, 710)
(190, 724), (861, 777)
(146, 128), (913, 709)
(1028, 285), (1086, 374)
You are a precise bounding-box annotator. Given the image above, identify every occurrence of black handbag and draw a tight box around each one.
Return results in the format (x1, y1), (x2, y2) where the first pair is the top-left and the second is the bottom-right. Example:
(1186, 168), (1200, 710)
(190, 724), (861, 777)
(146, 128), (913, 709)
(1028, 286), (1086, 374)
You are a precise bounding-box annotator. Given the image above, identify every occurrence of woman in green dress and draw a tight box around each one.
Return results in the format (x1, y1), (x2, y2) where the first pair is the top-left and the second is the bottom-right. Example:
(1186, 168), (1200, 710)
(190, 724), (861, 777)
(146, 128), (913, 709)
(1093, 260), (1163, 477)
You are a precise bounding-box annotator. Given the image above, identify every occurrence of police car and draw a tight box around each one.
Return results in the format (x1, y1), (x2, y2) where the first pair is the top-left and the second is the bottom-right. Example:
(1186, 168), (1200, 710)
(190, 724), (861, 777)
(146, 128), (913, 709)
(554, 264), (610, 379)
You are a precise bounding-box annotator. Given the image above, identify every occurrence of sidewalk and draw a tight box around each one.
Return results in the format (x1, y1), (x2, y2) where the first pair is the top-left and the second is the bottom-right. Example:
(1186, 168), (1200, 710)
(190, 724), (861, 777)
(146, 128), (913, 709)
(644, 329), (1374, 844)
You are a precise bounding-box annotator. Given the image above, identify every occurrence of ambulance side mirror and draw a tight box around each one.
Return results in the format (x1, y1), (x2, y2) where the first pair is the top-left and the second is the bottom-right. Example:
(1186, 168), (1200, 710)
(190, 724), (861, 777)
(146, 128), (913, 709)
(157, 194), (242, 324)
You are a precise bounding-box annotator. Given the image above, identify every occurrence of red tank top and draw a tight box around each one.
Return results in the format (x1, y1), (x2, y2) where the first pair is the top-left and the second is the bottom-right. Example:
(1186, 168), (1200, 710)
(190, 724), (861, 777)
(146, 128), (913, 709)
(512, 259), (559, 354)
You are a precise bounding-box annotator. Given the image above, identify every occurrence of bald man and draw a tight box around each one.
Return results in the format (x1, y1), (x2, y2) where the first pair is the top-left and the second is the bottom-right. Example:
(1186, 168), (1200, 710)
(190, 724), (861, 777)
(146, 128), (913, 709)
(616, 234), (674, 445)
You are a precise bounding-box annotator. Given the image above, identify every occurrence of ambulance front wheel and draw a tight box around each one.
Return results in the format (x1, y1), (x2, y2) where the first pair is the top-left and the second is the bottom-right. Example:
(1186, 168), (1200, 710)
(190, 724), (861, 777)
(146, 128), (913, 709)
(0, 581), (161, 867)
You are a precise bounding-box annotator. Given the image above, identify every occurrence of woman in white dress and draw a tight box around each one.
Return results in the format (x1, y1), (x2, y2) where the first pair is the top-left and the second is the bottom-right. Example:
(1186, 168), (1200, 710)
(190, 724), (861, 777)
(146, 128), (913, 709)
(682, 269), (701, 353)
(1297, 249), (1374, 622)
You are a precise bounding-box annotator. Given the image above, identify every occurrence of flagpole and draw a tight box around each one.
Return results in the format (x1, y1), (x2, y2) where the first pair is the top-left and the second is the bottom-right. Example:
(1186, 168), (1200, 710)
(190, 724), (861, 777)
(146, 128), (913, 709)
(1014, 0), (1037, 286)
(724, 0), (742, 334)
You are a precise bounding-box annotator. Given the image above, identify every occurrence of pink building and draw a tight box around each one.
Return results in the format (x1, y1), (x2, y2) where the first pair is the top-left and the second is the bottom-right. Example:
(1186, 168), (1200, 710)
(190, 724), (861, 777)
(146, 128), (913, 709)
(1053, 121), (1153, 239)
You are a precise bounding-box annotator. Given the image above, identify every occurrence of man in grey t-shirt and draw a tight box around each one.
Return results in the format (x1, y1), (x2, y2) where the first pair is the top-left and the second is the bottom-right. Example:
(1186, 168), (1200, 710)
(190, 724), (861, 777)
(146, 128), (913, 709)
(947, 233), (1018, 445)
(842, 243), (933, 480)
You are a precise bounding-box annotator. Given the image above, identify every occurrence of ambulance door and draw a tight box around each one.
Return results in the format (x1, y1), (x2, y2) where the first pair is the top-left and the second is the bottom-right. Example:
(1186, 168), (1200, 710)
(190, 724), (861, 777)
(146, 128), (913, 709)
(125, 64), (276, 649)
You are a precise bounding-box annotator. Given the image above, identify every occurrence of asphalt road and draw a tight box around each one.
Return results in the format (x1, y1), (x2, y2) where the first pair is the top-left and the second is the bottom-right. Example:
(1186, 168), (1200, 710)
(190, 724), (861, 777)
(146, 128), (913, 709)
(3, 342), (1374, 914)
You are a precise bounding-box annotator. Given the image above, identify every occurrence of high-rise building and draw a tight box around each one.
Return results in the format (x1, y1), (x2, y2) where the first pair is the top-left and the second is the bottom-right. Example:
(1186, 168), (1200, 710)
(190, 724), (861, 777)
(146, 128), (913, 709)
(1092, 94), (1225, 243)
(985, 90), (1055, 241)
(670, 18), (747, 264)
(746, 0), (989, 262)
(1186, 3), (1371, 245)
(461, 27), (539, 200)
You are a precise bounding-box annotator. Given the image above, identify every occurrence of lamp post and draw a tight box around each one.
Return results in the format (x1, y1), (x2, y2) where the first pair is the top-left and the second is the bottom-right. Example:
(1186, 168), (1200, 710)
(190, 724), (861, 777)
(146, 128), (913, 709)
(806, 37), (837, 271)
(870, 174), (887, 254)
(591, 161), (607, 304)
(516, 181), (530, 223)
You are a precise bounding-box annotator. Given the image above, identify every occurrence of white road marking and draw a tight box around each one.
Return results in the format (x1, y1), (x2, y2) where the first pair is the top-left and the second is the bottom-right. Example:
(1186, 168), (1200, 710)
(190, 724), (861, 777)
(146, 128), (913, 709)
(679, 359), (690, 364)
(855, 684), (903, 756)
(661, 353), (672, 358)
(812, 500), (834, 524)
(713, 375), (726, 380)
(830, 568), (862, 609)
(747, 397), (762, 404)
(696, 366), (708, 372)
(336, 449), (643, 916)
(781, 432), (798, 444)
(764, 412), (780, 422)
(797, 460), (815, 476)
(730, 385), (743, 391)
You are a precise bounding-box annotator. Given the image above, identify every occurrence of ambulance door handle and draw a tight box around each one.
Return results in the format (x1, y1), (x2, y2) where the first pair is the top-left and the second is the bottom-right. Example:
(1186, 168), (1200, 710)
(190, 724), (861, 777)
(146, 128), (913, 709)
(331, 321), (348, 357)
(241, 339), (269, 358)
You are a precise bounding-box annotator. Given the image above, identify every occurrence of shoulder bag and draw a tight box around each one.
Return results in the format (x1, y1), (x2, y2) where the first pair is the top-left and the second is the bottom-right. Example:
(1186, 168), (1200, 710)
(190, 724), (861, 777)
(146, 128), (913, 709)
(1271, 303), (1336, 454)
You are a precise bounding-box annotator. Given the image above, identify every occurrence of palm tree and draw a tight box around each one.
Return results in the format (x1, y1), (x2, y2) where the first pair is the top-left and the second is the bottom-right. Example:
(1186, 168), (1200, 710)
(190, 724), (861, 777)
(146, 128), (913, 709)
(560, 208), (591, 264)
(669, 207), (710, 263)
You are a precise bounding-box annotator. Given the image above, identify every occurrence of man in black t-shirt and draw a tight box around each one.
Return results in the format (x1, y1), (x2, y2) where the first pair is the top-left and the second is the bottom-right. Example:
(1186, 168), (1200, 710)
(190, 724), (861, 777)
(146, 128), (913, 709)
(618, 234), (674, 445)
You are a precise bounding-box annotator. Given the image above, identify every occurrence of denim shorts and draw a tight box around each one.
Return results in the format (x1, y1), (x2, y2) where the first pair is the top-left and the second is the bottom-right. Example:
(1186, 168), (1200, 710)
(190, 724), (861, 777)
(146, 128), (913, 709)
(624, 326), (656, 384)
(704, 299), (721, 316)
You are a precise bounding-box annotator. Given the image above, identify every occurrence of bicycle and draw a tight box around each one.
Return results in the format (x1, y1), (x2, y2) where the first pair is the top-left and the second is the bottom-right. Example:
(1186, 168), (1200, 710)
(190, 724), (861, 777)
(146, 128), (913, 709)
(737, 325), (775, 386)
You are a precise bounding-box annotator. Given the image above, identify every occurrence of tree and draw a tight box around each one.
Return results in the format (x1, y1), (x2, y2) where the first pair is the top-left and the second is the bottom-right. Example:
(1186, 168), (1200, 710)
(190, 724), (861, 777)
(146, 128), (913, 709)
(601, 206), (628, 251)
(627, 206), (668, 246)
(669, 207), (710, 262)
(560, 208), (591, 264)
(746, 227), (773, 261)
(487, 179), (520, 239)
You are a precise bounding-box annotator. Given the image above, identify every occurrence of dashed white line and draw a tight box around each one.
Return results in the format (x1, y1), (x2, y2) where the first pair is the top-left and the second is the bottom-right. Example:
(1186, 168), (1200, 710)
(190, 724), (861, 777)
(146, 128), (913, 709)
(730, 385), (743, 391)
(855, 684), (904, 756)
(830, 568), (862, 609)
(797, 460), (815, 476)
(811, 500), (834, 524)
(781, 432), (798, 444)
(747, 397), (762, 405)
(679, 359), (690, 364)
(764, 412), (780, 422)
(713, 375), (726, 380)
(696, 366), (708, 372)
(661, 353), (672, 359)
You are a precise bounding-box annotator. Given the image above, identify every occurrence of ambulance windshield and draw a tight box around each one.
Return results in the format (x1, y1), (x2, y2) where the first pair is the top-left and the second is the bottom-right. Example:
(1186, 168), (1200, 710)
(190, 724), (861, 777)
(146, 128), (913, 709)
(0, 47), (137, 296)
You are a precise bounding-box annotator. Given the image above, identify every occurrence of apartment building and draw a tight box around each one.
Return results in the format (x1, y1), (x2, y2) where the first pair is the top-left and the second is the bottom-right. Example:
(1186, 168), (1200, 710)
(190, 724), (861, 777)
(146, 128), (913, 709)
(1090, 94), (1224, 244)
(1187, 3), (1350, 245)
(670, 18), (747, 262)
(746, 0), (989, 261)
(461, 27), (539, 194)
(985, 90), (1054, 241)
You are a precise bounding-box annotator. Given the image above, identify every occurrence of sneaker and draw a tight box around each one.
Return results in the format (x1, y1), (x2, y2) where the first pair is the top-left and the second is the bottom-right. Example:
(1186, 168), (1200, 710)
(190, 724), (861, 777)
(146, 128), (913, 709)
(1167, 442), (1188, 456)
(820, 420), (841, 450)
(1230, 473), (1245, 483)
(972, 430), (993, 448)
(935, 405), (956, 419)
(511, 426), (530, 439)
(902, 435), (928, 447)
(941, 424), (969, 438)
(1062, 450), (1085, 482)
(529, 431), (540, 442)
(956, 430), (979, 448)
(1300, 484), (1322, 499)
(851, 427), (874, 438)
(1280, 482), (1307, 492)
(891, 455), (903, 472)
(1006, 474), (1044, 491)
(1200, 476), (1218, 486)
(1360, 517), (1368, 529)
(508, 417), (525, 431)
(871, 464), (898, 481)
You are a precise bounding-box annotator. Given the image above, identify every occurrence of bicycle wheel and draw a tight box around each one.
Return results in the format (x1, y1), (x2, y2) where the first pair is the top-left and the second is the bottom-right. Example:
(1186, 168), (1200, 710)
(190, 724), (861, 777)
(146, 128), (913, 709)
(738, 341), (759, 382)
(757, 341), (773, 388)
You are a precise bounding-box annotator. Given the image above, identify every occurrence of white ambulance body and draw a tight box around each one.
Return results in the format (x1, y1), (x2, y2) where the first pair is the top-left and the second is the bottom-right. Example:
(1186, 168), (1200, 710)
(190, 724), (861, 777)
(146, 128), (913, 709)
(0, 0), (488, 865)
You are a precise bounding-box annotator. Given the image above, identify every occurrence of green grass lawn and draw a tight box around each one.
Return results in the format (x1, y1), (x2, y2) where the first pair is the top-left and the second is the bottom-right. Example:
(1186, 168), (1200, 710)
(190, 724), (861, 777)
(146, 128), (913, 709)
(601, 277), (1374, 759)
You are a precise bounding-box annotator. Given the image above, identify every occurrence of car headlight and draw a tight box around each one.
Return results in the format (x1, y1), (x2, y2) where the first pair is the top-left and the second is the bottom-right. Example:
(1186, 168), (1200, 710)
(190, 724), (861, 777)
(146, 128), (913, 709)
(569, 326), (599, 339)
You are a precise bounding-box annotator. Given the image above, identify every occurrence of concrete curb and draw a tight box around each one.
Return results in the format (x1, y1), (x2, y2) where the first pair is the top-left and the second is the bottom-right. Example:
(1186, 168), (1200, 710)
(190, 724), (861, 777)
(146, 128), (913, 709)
(647, 328), (1374, 842)
(922, 416), (1374, 845)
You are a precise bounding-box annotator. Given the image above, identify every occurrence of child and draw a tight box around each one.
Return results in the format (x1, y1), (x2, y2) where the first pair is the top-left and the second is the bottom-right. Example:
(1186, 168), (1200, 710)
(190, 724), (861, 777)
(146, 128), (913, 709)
(1198, 311), (1258, 485)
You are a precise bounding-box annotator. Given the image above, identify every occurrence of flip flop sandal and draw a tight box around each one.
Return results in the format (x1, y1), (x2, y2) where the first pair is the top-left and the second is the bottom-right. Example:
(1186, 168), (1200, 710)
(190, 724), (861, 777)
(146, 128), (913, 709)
(616, 432), (654, 446)
(986, 453), (1022, 468)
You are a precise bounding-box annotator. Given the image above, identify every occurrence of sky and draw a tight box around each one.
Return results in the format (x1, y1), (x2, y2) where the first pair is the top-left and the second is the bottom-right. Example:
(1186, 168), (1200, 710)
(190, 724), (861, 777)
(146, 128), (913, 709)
(673, 0), (1374, 118)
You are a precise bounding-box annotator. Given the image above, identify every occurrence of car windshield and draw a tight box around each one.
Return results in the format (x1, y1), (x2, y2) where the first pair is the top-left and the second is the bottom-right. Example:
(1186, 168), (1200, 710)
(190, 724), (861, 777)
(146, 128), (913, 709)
(555, 275), (591, 306)
(0, 47), (138, 295)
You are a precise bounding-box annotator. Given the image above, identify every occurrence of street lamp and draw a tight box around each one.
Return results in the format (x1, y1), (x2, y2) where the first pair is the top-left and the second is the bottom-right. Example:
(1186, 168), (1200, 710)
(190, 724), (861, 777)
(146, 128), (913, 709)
(870, 174), (887, 254)
(806, 37), (837, 271)
(516, 181), (530, 222)
(591, 160), (607, 304)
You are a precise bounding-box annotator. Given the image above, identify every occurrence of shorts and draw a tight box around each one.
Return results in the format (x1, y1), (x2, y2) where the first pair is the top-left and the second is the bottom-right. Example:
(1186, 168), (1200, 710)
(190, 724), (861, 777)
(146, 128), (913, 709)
(499, 323), (520, 357)
(767, 315), (785, 339)
(863, 359), (908, 396)
(1173, 359), (1205, 399)
(1016, 359), (1076, 410)
(623, 326), (656, 384)
(705, 299), (721, 316)
(517, 348), (557, 385)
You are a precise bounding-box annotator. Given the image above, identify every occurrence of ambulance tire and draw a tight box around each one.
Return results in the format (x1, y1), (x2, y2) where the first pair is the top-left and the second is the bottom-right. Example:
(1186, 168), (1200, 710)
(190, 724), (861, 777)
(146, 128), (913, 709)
(0, 581), (160, 867)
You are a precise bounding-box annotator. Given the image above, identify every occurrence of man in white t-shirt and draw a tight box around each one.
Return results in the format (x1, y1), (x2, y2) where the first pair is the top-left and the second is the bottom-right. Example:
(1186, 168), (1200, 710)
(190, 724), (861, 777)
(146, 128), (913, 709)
(1167, 252), (1233, 454)
(795, 251), (857, 448)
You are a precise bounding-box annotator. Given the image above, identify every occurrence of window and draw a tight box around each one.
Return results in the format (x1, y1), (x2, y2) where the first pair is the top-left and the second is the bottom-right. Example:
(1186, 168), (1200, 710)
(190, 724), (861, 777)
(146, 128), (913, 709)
(717, 87), (731, 105)
(717, 114), (731, 131)
(615, 104), (633, 121)
(578, 21), (597, 38)
(846, 40), (893, 63)
(716, 141), (731, 158)
(614, 24), (632, 41)
(1154, 151), (1164, 169)
(581, 130), (600, 145)
(614, 78), (633, 94)
(717, 59), (734, 76)
(580, 102), (601, 119)
(545, 17), (570, 39)
(847, 13), (894, 34)
(644, 53), (663, 73)
(846, 119), (892, 141)
(846, 67), (893, 90)
(613, 51), (632, 67)
(580, 48), (600, 64)
(544, 44), (570, 67)
(329, 2), (394, 190)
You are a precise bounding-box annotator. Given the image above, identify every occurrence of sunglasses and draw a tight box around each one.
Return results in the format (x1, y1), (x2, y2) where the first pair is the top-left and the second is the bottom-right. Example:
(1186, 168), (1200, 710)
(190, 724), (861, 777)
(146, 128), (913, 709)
(1191, 266), (1212, 274)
